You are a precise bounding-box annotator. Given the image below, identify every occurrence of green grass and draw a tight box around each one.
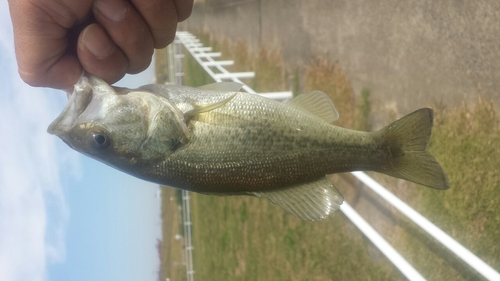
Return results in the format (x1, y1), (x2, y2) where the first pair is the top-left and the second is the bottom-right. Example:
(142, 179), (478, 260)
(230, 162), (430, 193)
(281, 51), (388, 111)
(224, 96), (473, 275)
(190, 194), (404, 281)
(251, 48), (285, 92)
(304, 59), (356, 129)
(183, 52), (214, 87)
(355, 88), (372, 131)
(415, 97), (500, 279)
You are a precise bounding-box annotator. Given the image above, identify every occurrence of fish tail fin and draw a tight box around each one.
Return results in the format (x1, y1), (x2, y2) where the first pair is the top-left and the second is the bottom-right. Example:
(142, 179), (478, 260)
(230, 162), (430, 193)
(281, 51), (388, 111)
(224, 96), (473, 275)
(377, 108), (450, 190)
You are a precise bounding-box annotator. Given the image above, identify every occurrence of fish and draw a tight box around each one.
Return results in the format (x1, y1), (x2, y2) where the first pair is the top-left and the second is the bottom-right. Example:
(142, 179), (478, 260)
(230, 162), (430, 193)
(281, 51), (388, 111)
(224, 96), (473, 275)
(48, 73), (450, 221)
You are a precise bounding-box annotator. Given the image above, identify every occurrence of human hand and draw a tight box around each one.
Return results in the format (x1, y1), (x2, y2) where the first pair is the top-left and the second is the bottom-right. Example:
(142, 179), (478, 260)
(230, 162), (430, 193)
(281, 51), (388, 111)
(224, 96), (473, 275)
(8, 0), (193, 91)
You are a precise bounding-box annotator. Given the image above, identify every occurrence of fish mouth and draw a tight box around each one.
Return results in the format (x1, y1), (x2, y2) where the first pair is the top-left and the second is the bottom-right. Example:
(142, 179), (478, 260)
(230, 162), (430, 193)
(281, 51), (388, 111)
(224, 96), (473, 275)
(47, 74), (94, 136)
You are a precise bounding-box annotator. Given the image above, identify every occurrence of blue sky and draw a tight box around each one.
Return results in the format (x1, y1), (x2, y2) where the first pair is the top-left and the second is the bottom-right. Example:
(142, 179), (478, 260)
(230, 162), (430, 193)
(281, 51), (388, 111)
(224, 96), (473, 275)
(0, 4), (162, 281)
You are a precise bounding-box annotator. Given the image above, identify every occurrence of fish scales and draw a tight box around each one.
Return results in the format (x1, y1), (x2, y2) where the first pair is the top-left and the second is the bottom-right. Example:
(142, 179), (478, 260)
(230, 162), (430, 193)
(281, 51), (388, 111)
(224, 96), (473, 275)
(139, 91), (382, 193)
(48, 73), (450, 220)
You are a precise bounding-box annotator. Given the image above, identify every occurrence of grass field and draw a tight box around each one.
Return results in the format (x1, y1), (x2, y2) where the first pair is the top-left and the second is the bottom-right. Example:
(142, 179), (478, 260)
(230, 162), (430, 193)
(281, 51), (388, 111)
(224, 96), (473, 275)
(159, 33), (500, 281)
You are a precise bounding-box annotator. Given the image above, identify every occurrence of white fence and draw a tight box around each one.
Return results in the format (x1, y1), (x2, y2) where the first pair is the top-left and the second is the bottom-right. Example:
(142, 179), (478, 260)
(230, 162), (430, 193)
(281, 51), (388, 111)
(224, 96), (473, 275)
(181, 191), (194, 281)
(170, 31), (500, 281)
(166, 42), (195, 281)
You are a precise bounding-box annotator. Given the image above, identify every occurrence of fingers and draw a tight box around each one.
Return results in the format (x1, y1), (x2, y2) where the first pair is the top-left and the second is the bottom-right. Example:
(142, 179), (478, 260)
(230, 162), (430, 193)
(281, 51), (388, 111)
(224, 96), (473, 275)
(77, 24), (128, 84)
(130, 0), (178, 48)
(128, 0), (194, 48)
(173, 0), (194, 22)
(91, 0), (155, 74)
(8, 0), (92, 90)
(9, 0), (193, 90)
(83, 0), (194, 77)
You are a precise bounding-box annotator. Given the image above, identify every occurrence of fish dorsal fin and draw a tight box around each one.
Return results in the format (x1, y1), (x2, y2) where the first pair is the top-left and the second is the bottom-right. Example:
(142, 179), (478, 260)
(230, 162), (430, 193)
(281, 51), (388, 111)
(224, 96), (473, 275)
(198, 82), (243, 92)
(286, 91), (339, 123)
(253, 177), (344, 221)
(184, 94), (237, 118)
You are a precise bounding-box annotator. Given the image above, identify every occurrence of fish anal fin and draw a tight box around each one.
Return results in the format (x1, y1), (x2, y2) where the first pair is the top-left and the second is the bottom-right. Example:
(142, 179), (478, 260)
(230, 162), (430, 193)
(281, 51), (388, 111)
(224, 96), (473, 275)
(286, 91), (339, 123)
(254, 177), (344, 221)
(198, 82), (243, 92)
(184, 94), (237, 119)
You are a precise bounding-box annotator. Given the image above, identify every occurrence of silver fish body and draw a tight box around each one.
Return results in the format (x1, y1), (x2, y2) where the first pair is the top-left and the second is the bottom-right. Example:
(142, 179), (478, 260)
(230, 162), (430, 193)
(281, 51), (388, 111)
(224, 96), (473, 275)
(49, 74), (449, 220)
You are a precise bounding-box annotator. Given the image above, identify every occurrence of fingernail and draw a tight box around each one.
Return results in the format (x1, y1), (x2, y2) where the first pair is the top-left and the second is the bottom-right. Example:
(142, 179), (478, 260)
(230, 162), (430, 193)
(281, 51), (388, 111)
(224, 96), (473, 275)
(94, 0), (129, 21)
(82, 25), (114, 59)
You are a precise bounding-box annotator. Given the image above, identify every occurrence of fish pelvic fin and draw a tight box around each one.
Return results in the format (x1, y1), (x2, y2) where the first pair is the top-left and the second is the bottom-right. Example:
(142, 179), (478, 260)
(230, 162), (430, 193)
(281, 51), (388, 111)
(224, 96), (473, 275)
(377, 108), (450, 190)
(253, 177), (344, 221)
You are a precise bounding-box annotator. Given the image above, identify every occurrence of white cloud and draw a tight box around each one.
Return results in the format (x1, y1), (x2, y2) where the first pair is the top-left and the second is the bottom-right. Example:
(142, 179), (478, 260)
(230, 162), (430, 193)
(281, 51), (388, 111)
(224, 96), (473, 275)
(0, 5), (80, 281)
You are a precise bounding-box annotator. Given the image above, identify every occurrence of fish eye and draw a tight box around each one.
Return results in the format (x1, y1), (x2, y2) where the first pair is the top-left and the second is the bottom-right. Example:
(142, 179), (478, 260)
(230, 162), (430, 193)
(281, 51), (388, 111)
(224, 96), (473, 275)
(89, 130), (111, 149)
(93, 133), (107, 145)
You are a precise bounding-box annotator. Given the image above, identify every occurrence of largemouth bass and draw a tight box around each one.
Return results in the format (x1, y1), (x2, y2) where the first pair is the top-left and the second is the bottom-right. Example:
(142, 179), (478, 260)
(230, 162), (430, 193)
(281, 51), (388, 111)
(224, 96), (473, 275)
(48, 73), (449, 220)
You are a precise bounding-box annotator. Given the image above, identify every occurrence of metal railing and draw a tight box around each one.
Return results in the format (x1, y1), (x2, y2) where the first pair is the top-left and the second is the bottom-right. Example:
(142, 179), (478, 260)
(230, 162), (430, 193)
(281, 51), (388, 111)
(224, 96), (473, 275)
(177, 31), (293, 100)
(166, 41), (195, 281)
(171, 31), (500, 281)
(350, 172), (500, 281)
(181, 191), (194, 281)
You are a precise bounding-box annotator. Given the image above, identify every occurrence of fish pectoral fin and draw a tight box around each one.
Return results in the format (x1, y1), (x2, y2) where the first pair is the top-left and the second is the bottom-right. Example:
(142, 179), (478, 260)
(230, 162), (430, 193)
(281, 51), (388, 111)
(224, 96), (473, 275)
(286, 91), (339, 123)
(198, 82), (243, 92)
(184, 94), (237, 118)
(253, 177), (344, 221)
